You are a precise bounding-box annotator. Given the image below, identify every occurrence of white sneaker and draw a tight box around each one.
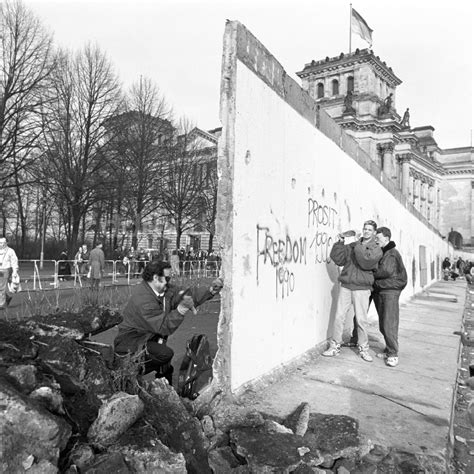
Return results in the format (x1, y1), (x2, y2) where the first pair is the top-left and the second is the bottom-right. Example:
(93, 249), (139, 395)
(360, 350), (373, 362)
(322, 341), (341, 357)
(386, 356), (399, 367)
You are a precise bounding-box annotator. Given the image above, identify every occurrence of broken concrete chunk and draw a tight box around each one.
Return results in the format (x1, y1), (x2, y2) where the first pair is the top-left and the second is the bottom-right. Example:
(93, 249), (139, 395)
(208, 446), (243, 473)
(211, 403), (265, 432)
(201, 414), (216, 438)
(230, 427), (323, 472)
(7, 364), (37, 393)
(87, 392), (144, 448)
(294, 402), (310, 436)
(30, 386), (65, 415)
(0, 378), (71, 472)
(264, 419), (294, 435)
(68, 443), (95, 471)
(82, 452), (131, 473)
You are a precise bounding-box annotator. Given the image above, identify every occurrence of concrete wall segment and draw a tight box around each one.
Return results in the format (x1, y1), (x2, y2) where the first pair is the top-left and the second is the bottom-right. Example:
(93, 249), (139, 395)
(216, 21), (456, 393)
(213, 20), (237, 393)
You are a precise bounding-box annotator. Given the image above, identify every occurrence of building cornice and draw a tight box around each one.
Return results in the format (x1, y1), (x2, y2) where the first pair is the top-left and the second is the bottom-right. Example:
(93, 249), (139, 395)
(297, 48), (402, 87)
(337, 117), (403, 134)
(409, 168), (435, 187)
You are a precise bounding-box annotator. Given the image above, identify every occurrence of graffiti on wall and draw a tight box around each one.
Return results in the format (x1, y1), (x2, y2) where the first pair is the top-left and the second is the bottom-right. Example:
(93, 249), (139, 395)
(307, 197), (338, 264)
(256, 224), (306, 299)
(256, 196), (339, 299)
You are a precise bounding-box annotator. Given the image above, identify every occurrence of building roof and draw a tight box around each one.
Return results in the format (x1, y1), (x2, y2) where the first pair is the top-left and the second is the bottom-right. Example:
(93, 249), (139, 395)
(296, 48), (402, 87)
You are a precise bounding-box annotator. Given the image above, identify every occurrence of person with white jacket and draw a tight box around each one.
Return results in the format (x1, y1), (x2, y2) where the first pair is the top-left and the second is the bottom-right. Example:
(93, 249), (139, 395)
(0, 236), (19, 309)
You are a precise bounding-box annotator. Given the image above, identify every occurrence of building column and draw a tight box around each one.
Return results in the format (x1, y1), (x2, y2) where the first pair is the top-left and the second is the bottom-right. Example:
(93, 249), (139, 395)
(397, 154), (411, 196)
(410, 169), (419, 210)
(377, 142), (395, 178)
(471, 181), (474, 245)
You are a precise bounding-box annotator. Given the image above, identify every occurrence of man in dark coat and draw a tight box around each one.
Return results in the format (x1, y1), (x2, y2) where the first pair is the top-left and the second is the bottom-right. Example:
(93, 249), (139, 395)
(373, 226), (407, 368)
(114, 260), (223, 385)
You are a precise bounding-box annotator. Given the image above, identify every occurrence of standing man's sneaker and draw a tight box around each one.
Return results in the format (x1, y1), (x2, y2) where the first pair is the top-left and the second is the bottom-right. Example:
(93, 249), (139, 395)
(386, 356), (399, 367)
(322, 341), (341, 357)
(376, 352), (387, 359)
(359, 349), (373, 362)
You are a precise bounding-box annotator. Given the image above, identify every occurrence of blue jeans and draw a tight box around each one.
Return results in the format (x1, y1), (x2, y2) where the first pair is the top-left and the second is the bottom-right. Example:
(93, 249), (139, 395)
(373, 291), (400, 357)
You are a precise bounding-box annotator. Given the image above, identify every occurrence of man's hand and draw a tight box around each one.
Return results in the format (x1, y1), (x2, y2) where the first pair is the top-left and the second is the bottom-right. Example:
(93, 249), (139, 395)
(177, 294), (197, 315)
(210, 278), (223, 295)
(180, 294), (195, 309)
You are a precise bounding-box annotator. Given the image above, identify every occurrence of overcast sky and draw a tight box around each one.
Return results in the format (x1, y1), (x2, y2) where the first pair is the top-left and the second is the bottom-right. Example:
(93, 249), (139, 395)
(25, 0), (473, 150)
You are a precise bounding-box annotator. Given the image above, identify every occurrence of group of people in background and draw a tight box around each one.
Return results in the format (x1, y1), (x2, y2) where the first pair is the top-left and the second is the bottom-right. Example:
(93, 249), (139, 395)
(442, 256), (474, 284)
(56, 244), (222, 285)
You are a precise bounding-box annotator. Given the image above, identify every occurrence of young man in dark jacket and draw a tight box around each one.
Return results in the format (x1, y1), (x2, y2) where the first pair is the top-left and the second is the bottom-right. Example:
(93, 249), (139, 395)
(322, 220), (383, 362)
(114, 261), (223, 384)
(373, 226), (407, 367)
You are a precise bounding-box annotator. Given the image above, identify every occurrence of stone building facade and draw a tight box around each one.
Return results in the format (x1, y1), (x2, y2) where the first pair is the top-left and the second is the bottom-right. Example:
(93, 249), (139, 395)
(296, 48), (473, 247)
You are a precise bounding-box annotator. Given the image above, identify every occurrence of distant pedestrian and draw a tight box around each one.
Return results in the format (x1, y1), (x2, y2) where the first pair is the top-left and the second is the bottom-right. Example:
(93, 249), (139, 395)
(373, 227), (408, 368)
(0, 237), (19, 309)
(170, 250), (180, 276)
(322, 220), (383, 362)
(81, 244), (90, 275)
(137, 247), (148, 276)
(89, 243), (105, 291)
(442, 257), (451, 281)
(58, 251), (71, 281)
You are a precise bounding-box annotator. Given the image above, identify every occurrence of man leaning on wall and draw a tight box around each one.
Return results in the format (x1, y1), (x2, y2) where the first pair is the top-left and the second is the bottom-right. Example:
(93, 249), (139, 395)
(373, 226), (407, 368)
(322, 220), (382, 362)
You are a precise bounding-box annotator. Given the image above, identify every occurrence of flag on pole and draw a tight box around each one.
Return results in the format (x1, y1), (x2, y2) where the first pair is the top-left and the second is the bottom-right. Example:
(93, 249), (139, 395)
(351, 8), (373, 47)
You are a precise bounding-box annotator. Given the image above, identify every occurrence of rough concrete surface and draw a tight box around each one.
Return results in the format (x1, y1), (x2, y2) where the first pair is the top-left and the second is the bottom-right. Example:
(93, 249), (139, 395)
(241, 280), (466, 463)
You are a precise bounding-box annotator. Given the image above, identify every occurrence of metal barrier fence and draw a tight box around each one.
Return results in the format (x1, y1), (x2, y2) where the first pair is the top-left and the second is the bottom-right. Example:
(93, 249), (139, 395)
(17, 259), (221, 291)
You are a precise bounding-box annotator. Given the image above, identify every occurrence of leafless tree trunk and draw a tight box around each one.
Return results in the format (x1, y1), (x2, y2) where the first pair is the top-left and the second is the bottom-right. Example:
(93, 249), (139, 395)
(39, 44), (121, 253)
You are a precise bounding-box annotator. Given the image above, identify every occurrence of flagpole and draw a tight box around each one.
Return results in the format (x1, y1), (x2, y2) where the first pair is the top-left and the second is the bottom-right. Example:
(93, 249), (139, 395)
(349, 3), (352, 54)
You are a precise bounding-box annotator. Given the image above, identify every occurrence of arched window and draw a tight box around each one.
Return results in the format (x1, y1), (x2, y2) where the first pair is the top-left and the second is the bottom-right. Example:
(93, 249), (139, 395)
(332, 79), (339, 95)
(317, 83), (324, 98)
(347, 76), (354, 93)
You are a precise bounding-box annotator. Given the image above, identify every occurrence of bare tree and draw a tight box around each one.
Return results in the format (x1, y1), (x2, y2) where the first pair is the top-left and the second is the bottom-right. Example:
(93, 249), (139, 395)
(106, 76), (173, 249)
(159, 120), (207, 248)
(39, 44), (121, 253)
(0, 0), (55, 253)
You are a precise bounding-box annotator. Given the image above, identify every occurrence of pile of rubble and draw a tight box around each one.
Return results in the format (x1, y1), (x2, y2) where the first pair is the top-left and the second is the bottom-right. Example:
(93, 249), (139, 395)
(0, 309), (442, 473)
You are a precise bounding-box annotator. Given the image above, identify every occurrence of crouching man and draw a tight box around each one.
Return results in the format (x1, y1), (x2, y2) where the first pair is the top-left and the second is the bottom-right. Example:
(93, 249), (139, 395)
(114, 260), (223, 385)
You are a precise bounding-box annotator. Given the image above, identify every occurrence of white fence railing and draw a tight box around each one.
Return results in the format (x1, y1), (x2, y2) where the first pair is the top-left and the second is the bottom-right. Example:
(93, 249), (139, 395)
(17, 259), (221, 291)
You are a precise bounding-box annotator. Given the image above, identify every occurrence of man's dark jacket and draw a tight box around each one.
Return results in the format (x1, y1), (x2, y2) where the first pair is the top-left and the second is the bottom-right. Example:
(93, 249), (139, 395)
(373, 241), (407, 293)
(114, 282), (213, 355)
(330, 238), (382, 290)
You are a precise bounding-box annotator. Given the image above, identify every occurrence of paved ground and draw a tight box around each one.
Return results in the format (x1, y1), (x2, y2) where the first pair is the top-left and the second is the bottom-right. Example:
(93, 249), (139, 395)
(239, 279), (467, 464)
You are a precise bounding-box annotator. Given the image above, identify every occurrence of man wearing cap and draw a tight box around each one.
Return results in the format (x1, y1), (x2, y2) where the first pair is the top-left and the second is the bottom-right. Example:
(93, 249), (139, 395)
(114, 260), (223, 385)
(322, 220), (382, 362)
(0, 236), (19, 309)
